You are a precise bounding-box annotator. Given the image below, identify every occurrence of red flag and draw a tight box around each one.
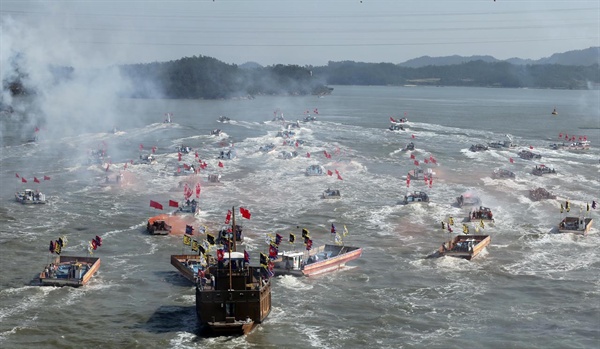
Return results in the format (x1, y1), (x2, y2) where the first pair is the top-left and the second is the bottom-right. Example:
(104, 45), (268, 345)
(411, 134), (415, 139)
(15, 173), (19, 178)
(337, 173), (343, 180)
(410, 153), (415, 159)
(34, 127), (40, 132)
(240, 207), (251, 219)
(149, 200), (163, 210)
(168, 200), (179, 208)
(406, 176), (410, 187)
(529, 145), (533, 150)
(306, 152), (311, 158)
(509, 157), (514, 163)
(183, 163), (191, 170)
(43, 175), (51, 180)
(195, 183), (201, 198)
(195, 151), (198, 158)
(139, 144), (143, 151)
(559, 133), (563, 138)
(429, 177), (433, 188)
(178, 153), (182, 161)
(217, 249), (225, 261)
(218, 161), (224, 168)
(225, 210), (232, 224)
(295, 141), (299, 147)
(390, 116), (396, 122)
(335, 169), (340, 175)
(314, 108), (318, 114)
(21, 177), (27, 183)
(327, 170), (333, 176)
(414, 160), (419, 166)
(244, 250), (250, 263)
(34, 177), (40, 183)
(424, 159), (429, 164)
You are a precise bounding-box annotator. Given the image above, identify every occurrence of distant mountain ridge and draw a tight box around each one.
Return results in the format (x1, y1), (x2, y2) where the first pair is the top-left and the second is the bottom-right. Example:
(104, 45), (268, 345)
(399, 47), (599, 68)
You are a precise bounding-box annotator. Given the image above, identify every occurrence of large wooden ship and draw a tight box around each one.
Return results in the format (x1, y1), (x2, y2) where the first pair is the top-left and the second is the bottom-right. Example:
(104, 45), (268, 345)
(195, 208), (271, 336)
(38, 255), (101, 287)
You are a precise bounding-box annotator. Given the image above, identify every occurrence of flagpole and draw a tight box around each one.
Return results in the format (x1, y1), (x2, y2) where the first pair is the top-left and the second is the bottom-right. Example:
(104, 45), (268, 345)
(229, 206), (234, 291)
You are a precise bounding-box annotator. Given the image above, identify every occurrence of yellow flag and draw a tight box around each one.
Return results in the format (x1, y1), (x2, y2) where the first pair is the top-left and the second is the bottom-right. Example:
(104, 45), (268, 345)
(183, 235), (191, 246)
(462, 224), (469, 234)
(343, 225), (349, 237)
(480, 219), (485, 228)
(560, 204), (564, 213)
(449, 217), (454, 225)
(191, 239), (199, 251)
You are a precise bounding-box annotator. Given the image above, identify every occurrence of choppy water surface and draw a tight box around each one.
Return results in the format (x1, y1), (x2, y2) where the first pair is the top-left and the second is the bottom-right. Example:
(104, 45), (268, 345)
(1, 86), (598, 349)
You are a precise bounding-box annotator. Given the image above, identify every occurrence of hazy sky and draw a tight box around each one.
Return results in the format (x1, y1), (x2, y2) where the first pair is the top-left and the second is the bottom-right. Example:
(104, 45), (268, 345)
(1, 0), (598, 68)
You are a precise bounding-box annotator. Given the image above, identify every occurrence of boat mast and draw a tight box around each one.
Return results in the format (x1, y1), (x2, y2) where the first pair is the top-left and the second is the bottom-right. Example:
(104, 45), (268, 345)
(229, 206), (235, 291)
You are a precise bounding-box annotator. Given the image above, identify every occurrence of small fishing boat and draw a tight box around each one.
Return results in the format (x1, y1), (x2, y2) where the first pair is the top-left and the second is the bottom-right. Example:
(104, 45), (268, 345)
(196, 208), (271, 336)
(305, 164), (325, 176)
(469, 144), (489, 152)
(430, 235), (491, 260)
(38, 256), (101, 287)
(276, 130), (296, 138)
(558, 217), (593, 235)
(15, 189), (46, 204)
(206, 173), (222, 184)
(399, 191), (429, 205)
(138, 154), (157, 165)
(259, 143), (276, 153)
(303, 115), (317, 122)
(279, 150), (298, 160)
(456, 193), (481, 208)
(529, 187), (556, 201)
(407, 168), (435, 181)
(273, 244), (362, 277)
(389, 124), (405, 131)
(175, 145), (193, 154)
(518, 150), (542, 160)
(488, 134), (517, 149)
(217, 115), (231, 123)
(532, 165), (556, 176)
(174, 163), (197, 176)
(286, 120), (301, 128)
(321, 188), (341, 199)
(402, 142), (415, 151)
(217, 148), (236, 160)
(210, 129), (222, 136)
(147, 219), (172, 235)
(492, 168), (515, 179)
(470, 206), (494, 222)
(173, 199), (199, 216)
(551, 108), (558, 115)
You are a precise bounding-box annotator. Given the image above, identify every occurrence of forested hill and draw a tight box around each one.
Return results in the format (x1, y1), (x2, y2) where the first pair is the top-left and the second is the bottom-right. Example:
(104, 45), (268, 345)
(119, 55), (332, 99)
(314, 60), (599, 89)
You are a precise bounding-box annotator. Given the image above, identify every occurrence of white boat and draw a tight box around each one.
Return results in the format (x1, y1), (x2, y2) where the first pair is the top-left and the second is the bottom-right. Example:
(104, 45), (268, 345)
(217, 115), (231, 123)
(488, 134), (517, 149)
(173, 199), (199, 216)
(15, 189), (46, 204)
(273, 244), (362, 277)
(210, 129), (222, 136)
(302, 115), (317, 122)
(174, 163), (197, 176)
(407, 168), (435, 181)
(320, 188), (341, 199)
(305, 164), (326, 176)
(399, 190), (429, 205)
